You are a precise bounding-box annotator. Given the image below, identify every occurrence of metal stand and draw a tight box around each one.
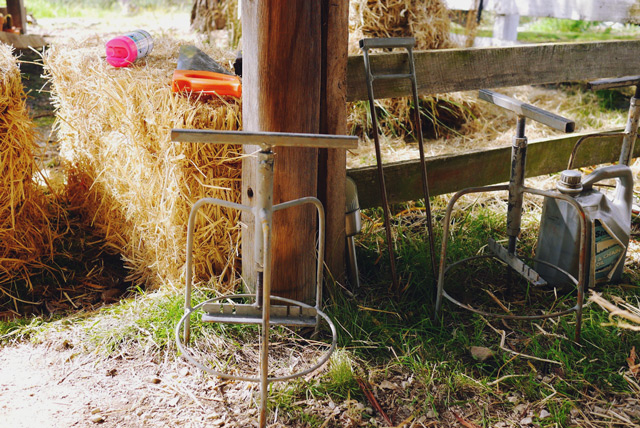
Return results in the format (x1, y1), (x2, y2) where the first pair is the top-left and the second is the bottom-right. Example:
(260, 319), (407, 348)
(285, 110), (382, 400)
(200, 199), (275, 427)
(568, 76), (640, 169)
(360, 37), (438, 292)
(434, 90), (588, 341)
(171, 129), (358, 427)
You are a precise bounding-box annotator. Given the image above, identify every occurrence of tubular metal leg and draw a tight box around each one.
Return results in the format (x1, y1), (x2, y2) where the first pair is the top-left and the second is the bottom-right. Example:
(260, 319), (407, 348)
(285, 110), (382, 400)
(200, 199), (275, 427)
(183, 197), (250, 343)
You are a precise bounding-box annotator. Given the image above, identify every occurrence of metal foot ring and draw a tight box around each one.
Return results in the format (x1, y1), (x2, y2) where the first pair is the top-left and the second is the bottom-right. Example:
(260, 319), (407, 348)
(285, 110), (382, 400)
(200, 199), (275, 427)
(440, 254), (583, 320)
(175, 293), (337, 383)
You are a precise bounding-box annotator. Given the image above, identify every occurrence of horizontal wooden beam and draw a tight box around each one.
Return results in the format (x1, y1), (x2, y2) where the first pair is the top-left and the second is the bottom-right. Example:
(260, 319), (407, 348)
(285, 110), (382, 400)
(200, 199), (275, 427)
(346, 40), (640, 102)
(0, 33), (45, 49)
(444, 0), (640, 24)
(348, 130), (635, 209)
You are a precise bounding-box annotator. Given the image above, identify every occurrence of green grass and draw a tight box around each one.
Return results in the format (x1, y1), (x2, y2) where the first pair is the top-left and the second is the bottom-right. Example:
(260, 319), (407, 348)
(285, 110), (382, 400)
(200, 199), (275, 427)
(452, 15), (640, 44)
(27, 0), (188, 19)
(316, 199), (640, 426)
(2, 198), (639, 426)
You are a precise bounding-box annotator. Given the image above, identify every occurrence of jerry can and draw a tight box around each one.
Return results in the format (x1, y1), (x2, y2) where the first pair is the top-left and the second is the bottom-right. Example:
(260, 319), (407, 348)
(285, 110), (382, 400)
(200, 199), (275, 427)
(535, 165), (633, 287)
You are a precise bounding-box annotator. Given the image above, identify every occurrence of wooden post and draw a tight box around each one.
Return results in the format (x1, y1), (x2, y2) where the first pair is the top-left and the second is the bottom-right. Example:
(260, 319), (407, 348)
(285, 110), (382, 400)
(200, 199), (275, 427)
(493, 0), (519, 42)
(241, 1), (322, 303)
(6, 0), (26, 34)
(318, 0), (349, 284)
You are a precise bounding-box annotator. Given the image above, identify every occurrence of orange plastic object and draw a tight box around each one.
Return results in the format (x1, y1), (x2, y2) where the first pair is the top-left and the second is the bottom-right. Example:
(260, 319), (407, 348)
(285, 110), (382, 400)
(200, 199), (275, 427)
(172, 70), (242, 98)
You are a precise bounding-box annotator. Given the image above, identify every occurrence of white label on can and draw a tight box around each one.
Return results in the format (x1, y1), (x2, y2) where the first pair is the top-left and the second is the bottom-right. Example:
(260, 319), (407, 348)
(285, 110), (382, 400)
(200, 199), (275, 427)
(593, 220), (625, 281)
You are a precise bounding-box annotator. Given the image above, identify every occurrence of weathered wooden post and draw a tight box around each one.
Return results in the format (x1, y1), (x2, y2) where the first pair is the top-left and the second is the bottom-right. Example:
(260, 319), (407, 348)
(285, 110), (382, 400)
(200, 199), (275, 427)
(241, 1), (348, 302)
(6, 0), (26, 34)
(319, 0), (349, 284)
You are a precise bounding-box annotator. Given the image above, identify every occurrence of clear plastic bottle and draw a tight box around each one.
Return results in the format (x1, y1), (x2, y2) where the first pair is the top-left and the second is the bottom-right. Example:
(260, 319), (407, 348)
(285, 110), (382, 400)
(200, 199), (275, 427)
(105, 30), (153, 67)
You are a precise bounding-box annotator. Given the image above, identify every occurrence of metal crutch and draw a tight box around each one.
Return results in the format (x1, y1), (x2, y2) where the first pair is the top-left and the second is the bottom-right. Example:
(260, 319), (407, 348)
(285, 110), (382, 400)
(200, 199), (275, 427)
(434, 90), (588, 342)
(359, 37), (438, 293)
(172, 129), (357, 428)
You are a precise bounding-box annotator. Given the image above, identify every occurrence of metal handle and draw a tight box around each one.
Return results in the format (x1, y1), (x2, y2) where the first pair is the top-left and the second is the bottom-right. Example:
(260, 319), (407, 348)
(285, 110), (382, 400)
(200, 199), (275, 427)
(581, 164), (634, 207)
(588, 76), (640, 90)
(359, 37), (416, 50)
(479, 89), (575, 133)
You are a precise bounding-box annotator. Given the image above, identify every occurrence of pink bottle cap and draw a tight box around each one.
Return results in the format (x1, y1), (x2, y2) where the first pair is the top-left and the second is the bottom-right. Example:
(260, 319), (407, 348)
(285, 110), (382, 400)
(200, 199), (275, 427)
(105, 36), (138, 67)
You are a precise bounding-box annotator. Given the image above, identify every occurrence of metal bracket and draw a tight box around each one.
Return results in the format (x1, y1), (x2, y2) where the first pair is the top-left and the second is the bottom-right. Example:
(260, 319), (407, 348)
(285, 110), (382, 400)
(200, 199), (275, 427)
(202, 302), (318, 327)
(488, 238), (547, 286)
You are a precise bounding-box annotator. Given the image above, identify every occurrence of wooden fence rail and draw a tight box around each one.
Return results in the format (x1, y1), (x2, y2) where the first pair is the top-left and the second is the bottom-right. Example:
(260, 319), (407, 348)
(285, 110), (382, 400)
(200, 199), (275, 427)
(344, 40), (640, 208)
(346, 40), (640, 102)
(349, 132), (637, 209)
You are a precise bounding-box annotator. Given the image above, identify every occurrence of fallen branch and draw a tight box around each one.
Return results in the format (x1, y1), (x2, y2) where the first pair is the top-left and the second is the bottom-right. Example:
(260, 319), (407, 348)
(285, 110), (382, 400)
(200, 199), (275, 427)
(355, 377), (393, 426)
(481, 316), (563, 366)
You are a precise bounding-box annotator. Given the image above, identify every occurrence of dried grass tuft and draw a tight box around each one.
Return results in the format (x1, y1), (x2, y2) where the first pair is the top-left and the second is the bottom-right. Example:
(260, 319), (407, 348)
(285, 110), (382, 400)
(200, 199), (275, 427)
(0, 43), (62, 312)
(45, 37), (242, 292)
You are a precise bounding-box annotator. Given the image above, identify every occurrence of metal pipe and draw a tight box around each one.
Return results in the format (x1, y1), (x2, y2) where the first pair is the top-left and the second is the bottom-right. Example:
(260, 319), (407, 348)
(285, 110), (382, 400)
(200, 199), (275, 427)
(255, 148), (275, 428)
(408, 45), (438, 288)
(507, 119), (527, 255)
(347, 236), (360, 288)
(259, 215), (272, 428)
(620, 91), (640, 165)
(254, 150), (275, 308)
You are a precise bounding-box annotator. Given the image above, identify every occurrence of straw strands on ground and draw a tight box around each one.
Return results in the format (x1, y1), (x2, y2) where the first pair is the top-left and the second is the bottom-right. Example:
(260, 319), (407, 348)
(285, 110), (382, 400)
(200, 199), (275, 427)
(0, 43), (61, 313)
(590, 292), (640, 331)
(45, 37), (242, 292)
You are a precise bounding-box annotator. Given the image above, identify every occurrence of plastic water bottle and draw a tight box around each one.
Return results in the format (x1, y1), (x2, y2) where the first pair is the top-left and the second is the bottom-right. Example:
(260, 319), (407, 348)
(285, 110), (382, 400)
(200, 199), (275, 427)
(105, 30), (153, 67)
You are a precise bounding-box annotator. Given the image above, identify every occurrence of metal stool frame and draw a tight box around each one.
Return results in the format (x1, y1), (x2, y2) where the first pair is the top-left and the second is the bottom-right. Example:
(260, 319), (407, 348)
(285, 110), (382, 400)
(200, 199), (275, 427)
(434, 90), (589, 342)
(171, 129), (357, 427)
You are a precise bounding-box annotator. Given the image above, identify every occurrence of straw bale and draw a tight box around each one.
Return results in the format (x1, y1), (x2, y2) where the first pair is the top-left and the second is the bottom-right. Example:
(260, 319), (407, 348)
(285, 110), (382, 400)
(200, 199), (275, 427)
(348, 0), (453, 53)
(45, 37), (242, 291)
(347, 0), (470, 157)
(0, 43), (60, 308)
(190, 0), (241, 50)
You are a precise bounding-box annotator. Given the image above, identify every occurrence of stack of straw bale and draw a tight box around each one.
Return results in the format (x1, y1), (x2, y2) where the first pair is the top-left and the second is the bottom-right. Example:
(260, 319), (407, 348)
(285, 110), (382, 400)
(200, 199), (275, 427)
(0, 43), (59, 310)
(45, 37), (242, 291)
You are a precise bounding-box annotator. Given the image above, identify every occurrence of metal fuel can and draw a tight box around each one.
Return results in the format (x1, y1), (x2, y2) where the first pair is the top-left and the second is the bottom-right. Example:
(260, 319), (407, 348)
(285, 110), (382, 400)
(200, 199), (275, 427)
(535, 165), (633, 287)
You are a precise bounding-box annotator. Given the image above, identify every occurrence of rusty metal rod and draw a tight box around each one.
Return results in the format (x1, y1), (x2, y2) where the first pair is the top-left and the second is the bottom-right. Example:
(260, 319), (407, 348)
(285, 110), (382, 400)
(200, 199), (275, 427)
(361, 42), (400, 292)
(407, 44), (438, 289)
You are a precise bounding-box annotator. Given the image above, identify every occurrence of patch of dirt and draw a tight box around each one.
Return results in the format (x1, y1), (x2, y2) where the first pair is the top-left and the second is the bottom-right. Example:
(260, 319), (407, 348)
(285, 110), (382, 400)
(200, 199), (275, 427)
(0, 340), (262, 427)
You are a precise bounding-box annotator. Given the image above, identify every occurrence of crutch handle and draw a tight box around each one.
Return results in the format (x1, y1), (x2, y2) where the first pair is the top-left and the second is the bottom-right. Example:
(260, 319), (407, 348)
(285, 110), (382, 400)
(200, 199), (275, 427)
(479, 89), (575, 133)
(359, 37), (416, 50)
